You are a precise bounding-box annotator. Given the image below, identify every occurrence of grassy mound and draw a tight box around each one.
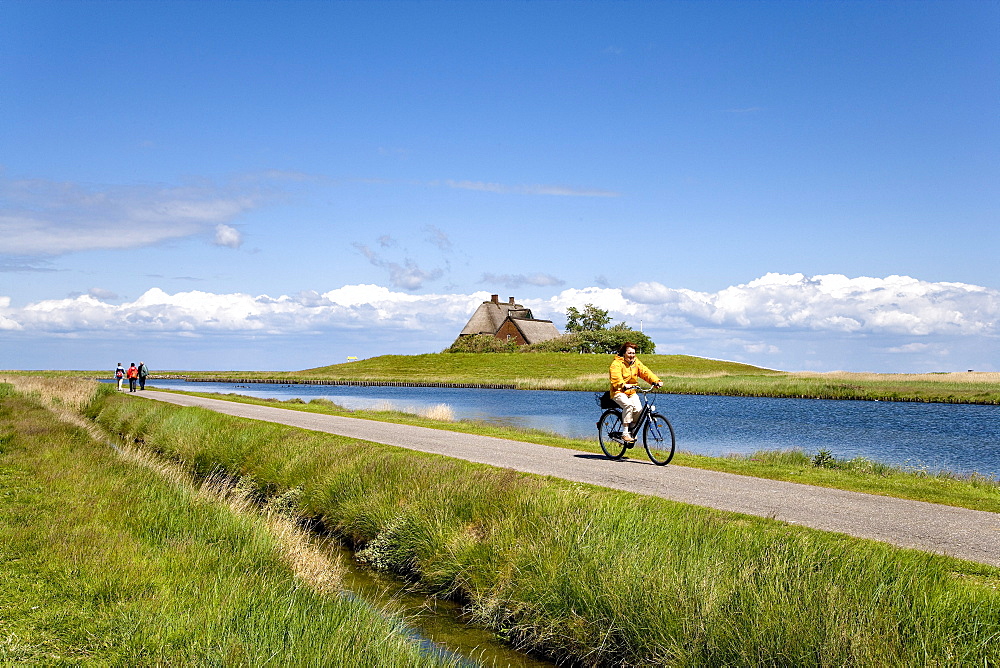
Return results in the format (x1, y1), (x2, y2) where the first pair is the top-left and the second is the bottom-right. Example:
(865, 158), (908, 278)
(297, 353), (777, 387)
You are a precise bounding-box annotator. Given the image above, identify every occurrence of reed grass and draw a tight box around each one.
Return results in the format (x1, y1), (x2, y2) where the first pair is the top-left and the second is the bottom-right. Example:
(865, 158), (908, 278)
(0, 373), (100, 410)
(85, 385), (1000, 666)
(369, 399), (457, 422)
(0, 383), (458, 666)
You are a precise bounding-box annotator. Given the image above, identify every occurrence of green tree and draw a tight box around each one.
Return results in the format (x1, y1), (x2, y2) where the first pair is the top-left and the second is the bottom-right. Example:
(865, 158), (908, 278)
(582, 329), (656, 355)
(565, 304), (613, 332)
(524, 330), (656, 354)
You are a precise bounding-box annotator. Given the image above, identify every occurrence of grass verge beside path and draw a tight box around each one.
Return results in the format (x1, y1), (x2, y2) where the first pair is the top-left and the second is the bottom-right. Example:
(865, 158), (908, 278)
(87, 385), (1000, 666)
(154, 388), (1000, 514)
(0, 382), (457, 667)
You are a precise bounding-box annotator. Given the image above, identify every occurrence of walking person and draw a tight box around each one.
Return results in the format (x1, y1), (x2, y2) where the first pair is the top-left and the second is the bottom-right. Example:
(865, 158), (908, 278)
(115, 362), (125, 391)
(126, 362), (139, 392)
(138, 361), (149, 390)
(609, 341), (662, 444)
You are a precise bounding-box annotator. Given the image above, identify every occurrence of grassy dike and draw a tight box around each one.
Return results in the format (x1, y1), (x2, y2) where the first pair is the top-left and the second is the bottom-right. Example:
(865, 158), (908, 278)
(84, 384), (1000, 666)
(0, 382), (459, 666)
(153, 353), (1000, 404)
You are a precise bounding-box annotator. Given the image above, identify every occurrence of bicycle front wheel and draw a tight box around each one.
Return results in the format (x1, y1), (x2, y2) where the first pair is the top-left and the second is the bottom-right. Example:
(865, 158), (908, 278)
(643, 413), (676, 466)
(598, 409), (627, 460)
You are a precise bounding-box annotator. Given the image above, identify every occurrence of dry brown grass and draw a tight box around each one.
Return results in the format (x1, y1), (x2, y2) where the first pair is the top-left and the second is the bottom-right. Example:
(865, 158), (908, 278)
(790, 371), (1000, 384)
(511, 377), (581, 389)
(113, 443), (349, 593)
(116, 447), (347, 594)
(0, 374), (100, 409)
(369, 399), (457, 421)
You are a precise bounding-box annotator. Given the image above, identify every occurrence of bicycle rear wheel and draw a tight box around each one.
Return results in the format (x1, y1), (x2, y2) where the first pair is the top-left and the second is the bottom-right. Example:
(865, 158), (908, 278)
(598, 409), (627, 460)
(643, 413), (676, 466)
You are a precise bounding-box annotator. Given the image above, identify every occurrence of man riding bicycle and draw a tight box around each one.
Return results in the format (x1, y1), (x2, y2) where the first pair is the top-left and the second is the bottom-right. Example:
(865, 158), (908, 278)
(609, 341), (662, 443)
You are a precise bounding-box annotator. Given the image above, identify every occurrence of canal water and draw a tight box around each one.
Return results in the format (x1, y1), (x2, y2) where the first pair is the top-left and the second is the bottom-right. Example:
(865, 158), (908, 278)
(144, 380), (1000, 476)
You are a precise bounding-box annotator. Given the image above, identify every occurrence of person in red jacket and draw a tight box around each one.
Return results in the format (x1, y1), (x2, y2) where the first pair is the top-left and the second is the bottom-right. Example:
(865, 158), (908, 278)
(609, 341), (662, 443)
(126, 362), (139, 392)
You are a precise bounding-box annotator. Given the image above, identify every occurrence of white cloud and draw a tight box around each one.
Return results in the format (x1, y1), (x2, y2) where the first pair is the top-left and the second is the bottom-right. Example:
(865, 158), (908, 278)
(6, 285), (486, 336)
(213, 223), (244, 249)
(480, 272), (565, 289)
(0, 176), (264, 256)
(0, 296), (21, 330)
(620, 273), (999, 336)
(88, 287), (119, 300)
(4, 273), (996, 340)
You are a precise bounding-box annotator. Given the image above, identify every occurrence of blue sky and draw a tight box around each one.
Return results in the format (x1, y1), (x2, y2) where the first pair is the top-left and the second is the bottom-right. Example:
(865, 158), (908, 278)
(2, 0), (997, 373)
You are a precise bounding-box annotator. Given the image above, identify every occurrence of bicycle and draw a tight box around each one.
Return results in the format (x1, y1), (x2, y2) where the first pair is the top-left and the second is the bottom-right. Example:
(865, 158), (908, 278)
(595, 386), (676, 465)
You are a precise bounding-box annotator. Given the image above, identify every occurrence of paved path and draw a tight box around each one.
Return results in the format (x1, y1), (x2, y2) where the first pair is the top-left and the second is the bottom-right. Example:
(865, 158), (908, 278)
(140, 391), (1000, 567)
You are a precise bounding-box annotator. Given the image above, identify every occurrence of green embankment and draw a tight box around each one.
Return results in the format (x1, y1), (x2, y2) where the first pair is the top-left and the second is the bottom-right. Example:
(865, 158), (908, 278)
(85, 385), (1000, 666)
(0, 383), (457, 666)
(151, 353), (1000, 404)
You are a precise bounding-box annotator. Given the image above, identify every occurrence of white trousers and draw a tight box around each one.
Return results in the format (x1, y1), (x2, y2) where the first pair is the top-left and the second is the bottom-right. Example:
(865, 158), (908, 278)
(612, 392), (642, 437)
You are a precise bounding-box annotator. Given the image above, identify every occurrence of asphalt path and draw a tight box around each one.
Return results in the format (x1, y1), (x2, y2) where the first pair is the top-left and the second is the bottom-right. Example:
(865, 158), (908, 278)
(139, 390), (1000, 567)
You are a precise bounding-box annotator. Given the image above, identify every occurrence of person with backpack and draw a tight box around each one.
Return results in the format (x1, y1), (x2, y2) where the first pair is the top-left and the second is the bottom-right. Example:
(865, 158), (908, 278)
(138, 361), (149, 390)
(115, 362), (125, 391)
(126, 362), (139, 392)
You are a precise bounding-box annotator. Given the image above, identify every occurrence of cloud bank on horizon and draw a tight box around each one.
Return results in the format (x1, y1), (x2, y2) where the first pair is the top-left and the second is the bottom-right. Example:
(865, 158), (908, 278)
(1, 273), (995, 373)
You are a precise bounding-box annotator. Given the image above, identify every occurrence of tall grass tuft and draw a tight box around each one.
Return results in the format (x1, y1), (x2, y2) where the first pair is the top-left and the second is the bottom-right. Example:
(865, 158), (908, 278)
(368, 399), (456, 422)
(0, 373), (99, 410)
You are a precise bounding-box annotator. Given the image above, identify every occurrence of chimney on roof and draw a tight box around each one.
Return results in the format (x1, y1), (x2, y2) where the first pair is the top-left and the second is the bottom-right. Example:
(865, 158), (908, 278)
(509, 297), (515, 305)
(491, 294), (499, 304)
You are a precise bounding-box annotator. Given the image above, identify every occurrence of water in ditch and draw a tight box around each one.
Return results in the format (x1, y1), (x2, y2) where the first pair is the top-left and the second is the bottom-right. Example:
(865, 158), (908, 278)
(313, 534), (554, 668)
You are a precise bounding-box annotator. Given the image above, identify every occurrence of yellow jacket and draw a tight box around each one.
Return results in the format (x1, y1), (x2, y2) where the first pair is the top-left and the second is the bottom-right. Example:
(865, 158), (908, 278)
(609, 355), (661, 396)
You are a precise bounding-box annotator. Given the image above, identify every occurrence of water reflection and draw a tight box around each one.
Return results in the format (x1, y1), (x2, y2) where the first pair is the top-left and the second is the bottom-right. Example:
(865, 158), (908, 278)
(143, 380), (1000, 476)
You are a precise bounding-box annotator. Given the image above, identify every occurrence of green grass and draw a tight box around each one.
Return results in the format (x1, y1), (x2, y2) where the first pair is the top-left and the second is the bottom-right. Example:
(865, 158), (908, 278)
(86, 385), (1000, 666)
(141, 352), (1000, 404)
(0, 383), (458, 667)
(150, 388), (1000, 514)
(9, 352), (999, 403)
(170, 352), (777, 387)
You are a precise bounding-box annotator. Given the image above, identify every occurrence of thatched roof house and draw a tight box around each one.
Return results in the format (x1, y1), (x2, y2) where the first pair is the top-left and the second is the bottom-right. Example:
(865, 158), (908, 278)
(459, 295), (561, 346)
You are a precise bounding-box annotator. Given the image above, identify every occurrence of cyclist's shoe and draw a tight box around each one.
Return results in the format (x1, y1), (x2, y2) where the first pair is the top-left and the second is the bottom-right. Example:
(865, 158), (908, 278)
(622, 435), (636, 447)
